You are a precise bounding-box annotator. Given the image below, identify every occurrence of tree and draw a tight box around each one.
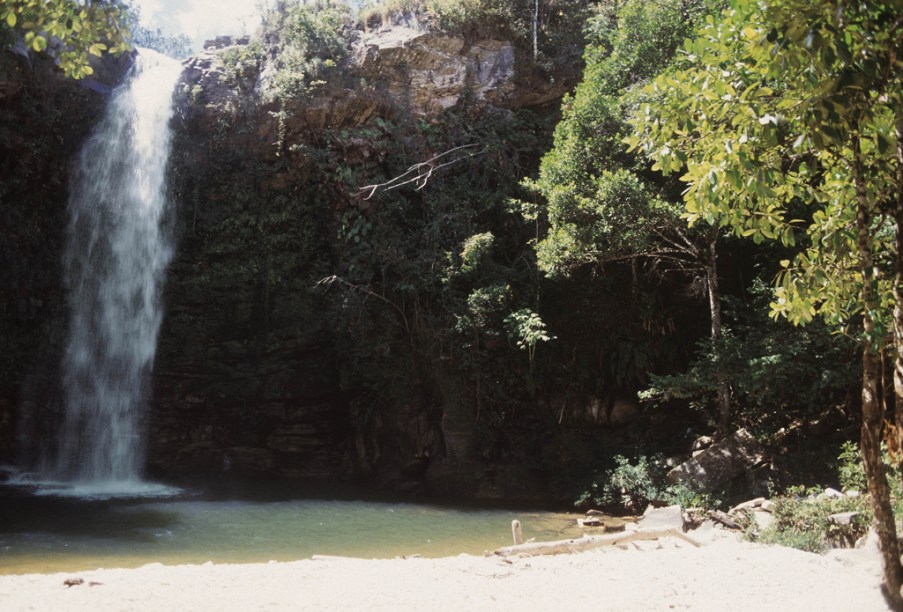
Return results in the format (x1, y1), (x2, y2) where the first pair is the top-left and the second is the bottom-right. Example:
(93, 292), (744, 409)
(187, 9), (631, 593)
(628, 0), (903, 602)
(525, 0), (734, 431)
(1, 0), (132, 79)
(126, 7), (193, 59)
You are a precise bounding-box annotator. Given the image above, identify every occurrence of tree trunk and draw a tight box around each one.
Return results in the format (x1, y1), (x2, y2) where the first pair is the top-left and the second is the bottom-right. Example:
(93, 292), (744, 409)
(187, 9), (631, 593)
(706, 236), (730, 436)
(854, 135), (903, 606)
(893, 110), (903, 454)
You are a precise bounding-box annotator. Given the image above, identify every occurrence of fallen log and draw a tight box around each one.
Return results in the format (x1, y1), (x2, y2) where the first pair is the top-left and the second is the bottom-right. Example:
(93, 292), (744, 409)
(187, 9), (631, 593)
(489, 528), (701, 558)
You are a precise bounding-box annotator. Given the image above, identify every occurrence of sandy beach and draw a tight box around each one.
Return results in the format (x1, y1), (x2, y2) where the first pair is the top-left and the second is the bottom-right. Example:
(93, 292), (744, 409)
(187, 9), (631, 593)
(0, 526), (890, 612)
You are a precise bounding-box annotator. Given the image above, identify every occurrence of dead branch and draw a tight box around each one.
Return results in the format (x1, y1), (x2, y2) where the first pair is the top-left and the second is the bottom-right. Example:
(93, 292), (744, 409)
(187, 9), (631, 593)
(357, 144), (486, 200)
(315, 275), (413, 343)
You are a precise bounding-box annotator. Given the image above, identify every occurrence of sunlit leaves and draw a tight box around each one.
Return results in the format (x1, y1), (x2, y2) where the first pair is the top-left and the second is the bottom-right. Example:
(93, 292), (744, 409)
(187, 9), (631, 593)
(629, 0), (902, 339)
(528, 0), (716, 275)
(1, 0), (132, 79)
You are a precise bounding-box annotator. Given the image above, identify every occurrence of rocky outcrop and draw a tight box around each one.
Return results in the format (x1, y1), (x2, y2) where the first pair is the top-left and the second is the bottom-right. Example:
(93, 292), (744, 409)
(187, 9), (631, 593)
(354, 27), (516, 113)
(667, 429), (766, 492)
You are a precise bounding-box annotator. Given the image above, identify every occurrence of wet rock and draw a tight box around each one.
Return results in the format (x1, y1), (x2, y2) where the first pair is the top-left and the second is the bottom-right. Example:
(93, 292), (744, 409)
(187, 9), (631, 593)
(224, 447), (276, 472)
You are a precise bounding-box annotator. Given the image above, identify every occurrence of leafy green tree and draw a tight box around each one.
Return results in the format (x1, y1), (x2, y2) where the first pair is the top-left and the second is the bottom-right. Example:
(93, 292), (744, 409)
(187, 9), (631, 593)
(628, 0), (903, 601)
(525, 0), (734, 430)
(1, 0), (132, 79)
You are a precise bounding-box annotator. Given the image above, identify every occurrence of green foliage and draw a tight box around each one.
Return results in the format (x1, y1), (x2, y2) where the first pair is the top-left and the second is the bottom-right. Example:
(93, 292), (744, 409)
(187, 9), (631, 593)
(129, 25), (192, 59)
(528, 0), (718, 277)
(837, 441), (869, 493)
(575, 454), (662, 512)
(457, 284), (511, 332)
(584, 0), (718, 93)
(459, 232), (495, 274)
(642, 280), (858, 431)
(627, 0), (902, 337)
(503, 307), (552, 370)
(752, 486), (872, 553)
(220, 39), (266, 87)
(503, 308), (551, 351)
(0, 0), (132, 79)
(746, 443), (902, 553)
(237, 0), (352, 103)
(575, 454), (720, 513)
(837, 441), (903, 510)
(306, 101), (564, 463)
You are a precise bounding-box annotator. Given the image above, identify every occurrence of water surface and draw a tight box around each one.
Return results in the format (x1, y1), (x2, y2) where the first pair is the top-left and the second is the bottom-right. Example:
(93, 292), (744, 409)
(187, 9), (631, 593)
(0, 485), (587, 575)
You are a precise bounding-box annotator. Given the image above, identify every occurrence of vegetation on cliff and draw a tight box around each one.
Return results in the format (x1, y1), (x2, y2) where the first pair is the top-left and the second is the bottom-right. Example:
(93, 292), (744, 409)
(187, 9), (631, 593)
(162, 0), (866, 502)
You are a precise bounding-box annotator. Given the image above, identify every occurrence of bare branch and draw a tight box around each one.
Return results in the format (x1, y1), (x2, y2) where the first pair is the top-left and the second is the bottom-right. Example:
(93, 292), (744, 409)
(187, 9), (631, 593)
(357, 144), (487, 199)
(316, 275), (413, 343)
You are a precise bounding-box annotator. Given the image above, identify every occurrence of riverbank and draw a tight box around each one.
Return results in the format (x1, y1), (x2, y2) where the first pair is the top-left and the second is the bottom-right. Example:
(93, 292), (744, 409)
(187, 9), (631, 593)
(0, 528), (889, 611)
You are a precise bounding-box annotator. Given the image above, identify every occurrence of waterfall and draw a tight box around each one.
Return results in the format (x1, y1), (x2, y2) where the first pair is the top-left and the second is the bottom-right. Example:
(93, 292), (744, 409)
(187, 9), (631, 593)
(52, 49), (182, 495)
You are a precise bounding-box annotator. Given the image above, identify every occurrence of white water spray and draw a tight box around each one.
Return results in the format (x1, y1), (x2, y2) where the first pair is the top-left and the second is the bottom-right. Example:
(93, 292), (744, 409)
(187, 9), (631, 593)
(52, 49), (182, 495)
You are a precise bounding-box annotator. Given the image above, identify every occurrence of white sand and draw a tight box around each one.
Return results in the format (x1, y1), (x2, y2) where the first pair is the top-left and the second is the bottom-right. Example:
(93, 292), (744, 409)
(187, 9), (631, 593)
(0, 530), (890, 611)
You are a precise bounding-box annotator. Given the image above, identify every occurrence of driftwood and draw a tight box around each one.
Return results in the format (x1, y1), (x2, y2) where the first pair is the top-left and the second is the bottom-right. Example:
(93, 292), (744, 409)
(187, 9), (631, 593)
(311, 555), (360, 562)
(709, 510), (740, 530)
(490, 528), (701, 558)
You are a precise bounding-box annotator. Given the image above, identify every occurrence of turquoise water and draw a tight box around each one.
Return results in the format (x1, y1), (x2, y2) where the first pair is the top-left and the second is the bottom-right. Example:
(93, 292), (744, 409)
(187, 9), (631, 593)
(0, 484), (586, 575)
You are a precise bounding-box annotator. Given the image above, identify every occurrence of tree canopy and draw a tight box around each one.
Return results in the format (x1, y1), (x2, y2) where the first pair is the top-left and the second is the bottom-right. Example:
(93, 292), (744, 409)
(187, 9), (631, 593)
(627, 0), (903, 601)
(1, 0), (132, 79)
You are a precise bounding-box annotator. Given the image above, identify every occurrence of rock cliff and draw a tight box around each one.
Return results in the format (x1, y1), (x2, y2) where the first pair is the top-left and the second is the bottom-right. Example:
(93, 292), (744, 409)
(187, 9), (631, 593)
(152, 22), (578, 494)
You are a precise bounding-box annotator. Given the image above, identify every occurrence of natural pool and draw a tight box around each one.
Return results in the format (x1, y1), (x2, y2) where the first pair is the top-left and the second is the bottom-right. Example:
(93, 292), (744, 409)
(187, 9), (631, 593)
(0, 481), (586, 575)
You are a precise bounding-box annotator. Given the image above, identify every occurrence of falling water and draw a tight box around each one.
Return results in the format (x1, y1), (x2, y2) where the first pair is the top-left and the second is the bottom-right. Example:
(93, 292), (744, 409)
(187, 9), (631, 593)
(52, 49), (182, 495)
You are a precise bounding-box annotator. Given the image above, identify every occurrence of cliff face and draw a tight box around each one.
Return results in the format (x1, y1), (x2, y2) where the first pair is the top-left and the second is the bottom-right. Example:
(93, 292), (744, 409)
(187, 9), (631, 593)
(152, 24), (577, 494)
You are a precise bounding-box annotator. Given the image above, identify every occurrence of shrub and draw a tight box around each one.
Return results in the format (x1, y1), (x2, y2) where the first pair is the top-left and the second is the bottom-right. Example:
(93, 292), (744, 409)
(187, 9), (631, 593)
(752, 486), (871, 553)
(575, 454), (719, 513)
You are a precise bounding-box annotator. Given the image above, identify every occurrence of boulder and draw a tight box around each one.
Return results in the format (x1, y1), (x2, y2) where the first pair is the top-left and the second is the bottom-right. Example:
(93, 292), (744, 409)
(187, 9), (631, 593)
(752, 510), (775, 531)
(638, 504), (686, 533)
(828, 511), (860, 526)
(690, 435), (714, 452)
(667, 428), (765, 492)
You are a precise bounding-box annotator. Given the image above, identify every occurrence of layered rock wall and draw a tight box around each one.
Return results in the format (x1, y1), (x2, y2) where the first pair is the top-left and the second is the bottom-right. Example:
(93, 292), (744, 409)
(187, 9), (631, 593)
(152, 24), (574, 491)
